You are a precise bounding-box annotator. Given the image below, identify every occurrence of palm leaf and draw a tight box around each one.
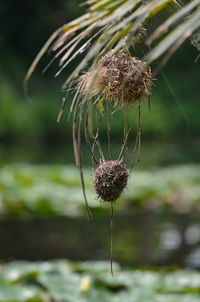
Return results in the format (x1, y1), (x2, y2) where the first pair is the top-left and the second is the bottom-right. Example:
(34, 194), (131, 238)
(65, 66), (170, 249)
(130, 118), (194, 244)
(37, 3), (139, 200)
(147, 0), (200, 44)
(147, 7), (200, 63)
(25, 0), (200, 88)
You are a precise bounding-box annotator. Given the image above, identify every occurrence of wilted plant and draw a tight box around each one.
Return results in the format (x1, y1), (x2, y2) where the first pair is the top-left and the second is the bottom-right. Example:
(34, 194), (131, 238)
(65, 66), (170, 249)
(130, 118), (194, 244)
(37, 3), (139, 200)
(25, 0), (200, 273)
(25, 0), (200, 174)
(25, 0), (200, 175)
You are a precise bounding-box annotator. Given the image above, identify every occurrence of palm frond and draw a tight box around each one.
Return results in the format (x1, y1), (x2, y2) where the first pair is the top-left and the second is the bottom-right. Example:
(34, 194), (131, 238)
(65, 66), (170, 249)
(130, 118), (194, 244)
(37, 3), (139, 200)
(147, 7), (200, 63)
(147, 0), (200, 44)
(25, 0), (200, 90)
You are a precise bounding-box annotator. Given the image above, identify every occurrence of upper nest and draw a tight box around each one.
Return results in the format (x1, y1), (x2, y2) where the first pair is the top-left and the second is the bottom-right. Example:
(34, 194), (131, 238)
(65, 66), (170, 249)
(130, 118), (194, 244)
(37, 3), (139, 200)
(79, 51), (152, 105)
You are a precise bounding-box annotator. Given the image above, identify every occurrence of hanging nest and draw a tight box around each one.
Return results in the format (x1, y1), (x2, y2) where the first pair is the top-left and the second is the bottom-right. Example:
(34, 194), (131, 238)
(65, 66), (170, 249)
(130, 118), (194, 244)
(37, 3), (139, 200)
(79, 51), (152, 105)
(93, 160), (129, 202)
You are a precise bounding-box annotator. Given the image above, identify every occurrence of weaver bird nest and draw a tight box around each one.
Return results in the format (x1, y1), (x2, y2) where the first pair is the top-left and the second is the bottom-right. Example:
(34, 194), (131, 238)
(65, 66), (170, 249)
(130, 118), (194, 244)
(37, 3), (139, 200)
(79, 51), (152, 105)
(93, 160), (129, 202)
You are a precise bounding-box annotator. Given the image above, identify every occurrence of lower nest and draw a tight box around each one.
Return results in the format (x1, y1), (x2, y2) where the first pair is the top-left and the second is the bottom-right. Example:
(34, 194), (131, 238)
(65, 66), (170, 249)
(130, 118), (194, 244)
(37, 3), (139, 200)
(93, 160), (129, 202)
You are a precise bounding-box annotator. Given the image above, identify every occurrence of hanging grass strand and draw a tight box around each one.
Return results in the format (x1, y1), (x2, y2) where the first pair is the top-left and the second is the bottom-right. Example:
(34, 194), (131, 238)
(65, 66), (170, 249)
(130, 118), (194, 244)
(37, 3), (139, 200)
(110, 201), (114, 276)
(73, 105), (91, 219)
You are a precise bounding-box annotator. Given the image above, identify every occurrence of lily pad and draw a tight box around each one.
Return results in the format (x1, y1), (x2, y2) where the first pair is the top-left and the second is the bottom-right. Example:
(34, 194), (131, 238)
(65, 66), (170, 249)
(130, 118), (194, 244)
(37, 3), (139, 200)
(0, 283), (43, 302)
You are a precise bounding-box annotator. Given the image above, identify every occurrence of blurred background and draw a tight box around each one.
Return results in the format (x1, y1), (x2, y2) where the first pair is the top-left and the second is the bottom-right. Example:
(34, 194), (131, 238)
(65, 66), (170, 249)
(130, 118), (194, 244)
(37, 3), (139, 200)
(0, 0), (200, 269)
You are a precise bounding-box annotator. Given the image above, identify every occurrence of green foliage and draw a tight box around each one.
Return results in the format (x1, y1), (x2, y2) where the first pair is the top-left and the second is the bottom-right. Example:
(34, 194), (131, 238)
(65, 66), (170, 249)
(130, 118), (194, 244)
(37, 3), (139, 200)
(0, 164), (200, 218)
(0, 260), (200, 302)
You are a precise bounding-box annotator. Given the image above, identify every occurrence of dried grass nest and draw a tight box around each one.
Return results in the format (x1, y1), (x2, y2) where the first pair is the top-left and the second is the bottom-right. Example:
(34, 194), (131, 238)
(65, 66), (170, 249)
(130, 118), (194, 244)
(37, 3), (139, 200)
(79, 51), (152, 105)
(93, 160), (129, 202)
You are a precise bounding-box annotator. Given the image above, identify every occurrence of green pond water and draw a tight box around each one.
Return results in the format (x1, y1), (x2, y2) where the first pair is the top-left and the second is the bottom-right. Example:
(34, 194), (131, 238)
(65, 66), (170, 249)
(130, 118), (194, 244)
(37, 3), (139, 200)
(0, 162), (200, 268)
(1, 138), (200, 167)
(1, 212), (200, 269)
(0, 139), (200, 270)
